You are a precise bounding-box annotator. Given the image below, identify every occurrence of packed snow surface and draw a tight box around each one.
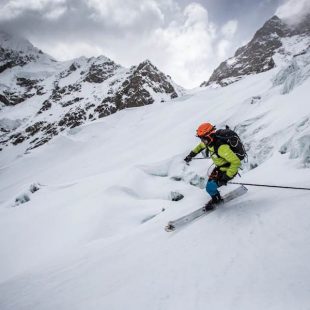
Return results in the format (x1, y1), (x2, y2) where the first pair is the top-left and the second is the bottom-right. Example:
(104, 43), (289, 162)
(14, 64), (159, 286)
(0, 66), (310, 309)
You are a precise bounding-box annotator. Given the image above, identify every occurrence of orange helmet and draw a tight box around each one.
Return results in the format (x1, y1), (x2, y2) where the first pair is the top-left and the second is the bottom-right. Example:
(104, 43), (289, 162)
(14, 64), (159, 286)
(196, 123), (215, 137)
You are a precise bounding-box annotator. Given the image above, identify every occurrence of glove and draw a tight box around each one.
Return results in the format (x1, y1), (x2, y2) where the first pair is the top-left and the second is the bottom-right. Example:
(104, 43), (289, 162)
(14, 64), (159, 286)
(184, 155), (192, 163)
(216, 172), (231, 186)
(184, 151), (196, 163)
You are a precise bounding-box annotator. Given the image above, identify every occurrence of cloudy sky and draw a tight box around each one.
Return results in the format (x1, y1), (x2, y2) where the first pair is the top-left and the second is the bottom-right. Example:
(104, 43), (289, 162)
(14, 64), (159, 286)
(0, 0), (309, 88)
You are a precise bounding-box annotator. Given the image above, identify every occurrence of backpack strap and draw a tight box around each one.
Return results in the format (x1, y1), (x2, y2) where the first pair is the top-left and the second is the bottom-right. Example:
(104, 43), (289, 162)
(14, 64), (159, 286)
(212, 137), (224, 158)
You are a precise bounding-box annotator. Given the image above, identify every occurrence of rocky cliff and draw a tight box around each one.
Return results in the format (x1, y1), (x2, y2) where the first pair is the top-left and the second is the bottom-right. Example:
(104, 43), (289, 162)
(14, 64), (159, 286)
(201, 14), (310, 87)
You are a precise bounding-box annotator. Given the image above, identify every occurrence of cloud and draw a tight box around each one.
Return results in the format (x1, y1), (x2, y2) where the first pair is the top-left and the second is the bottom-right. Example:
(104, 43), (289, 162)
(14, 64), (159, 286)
(275, 0), (310, 20)
(0, 0), (67, 21)
(0, 0), (239, 88)
(37, 40), (105, 61)
(221, 20), (238, 39)
(217, 39), (231, 59)
(145, 3), (215, 87)
(85, 0), (164, 28)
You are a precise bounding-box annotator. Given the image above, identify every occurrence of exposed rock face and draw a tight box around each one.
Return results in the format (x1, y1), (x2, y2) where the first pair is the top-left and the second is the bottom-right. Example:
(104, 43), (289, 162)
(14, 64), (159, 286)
(0, 32), (184, 152)
(0, 46), (37, 73)
(84, 58), (121, 83)
(202, 14), (310, 87)
(97, 60), (179, 117)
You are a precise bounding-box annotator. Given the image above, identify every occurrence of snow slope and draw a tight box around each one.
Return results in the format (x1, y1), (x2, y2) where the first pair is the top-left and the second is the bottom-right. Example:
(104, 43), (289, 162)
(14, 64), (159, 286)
(0, 64), (310, 309)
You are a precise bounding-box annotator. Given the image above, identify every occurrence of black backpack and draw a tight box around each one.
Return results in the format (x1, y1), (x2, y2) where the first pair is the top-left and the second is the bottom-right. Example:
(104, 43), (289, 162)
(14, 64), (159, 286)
(214, 126), (247, 160)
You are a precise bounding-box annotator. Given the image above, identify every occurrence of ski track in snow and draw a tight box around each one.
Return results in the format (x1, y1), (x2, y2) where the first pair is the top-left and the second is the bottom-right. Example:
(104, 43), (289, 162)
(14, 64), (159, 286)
(1, 68), (310, 309)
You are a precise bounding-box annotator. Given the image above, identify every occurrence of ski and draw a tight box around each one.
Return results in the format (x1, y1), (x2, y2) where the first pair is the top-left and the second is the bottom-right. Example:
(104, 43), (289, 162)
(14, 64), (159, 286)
(165, 185), (248, 232)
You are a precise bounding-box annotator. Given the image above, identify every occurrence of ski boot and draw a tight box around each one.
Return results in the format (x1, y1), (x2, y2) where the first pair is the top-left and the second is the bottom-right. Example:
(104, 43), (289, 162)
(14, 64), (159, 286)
(203, 193), (223, 212)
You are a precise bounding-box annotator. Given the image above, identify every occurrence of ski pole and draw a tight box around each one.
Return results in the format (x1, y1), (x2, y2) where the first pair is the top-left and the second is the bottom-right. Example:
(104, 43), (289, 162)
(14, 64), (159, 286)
(228, 182), (310, 191)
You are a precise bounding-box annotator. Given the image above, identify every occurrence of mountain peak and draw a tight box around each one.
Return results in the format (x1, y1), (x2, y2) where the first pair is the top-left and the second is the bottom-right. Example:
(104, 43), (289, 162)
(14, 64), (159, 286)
(0, 31), (54, 73)
(252, 15), (290, 41)
(136, 59), (157, 71)
(202, 14), (310, 87)
(0, 35), (183, 151)
(0, 31), (32, 51)
(0, 30), (49, 58)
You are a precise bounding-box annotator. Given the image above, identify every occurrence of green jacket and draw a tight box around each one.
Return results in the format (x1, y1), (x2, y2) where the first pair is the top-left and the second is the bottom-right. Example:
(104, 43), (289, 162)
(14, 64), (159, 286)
(192, 142), (241, 178)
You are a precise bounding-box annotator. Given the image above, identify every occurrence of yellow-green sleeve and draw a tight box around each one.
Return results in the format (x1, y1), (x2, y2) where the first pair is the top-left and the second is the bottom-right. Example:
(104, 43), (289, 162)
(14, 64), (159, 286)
(192, 142), (206, 155)
(217, 144), (241, 178)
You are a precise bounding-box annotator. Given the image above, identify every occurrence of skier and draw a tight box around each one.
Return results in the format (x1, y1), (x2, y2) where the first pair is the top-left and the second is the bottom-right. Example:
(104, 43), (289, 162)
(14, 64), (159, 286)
(184, 123), (241, 210)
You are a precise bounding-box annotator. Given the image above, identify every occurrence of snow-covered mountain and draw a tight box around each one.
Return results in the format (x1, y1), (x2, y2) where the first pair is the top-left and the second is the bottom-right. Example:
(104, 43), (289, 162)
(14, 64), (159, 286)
(0, 31), (184, 151)
(201, 14), (310, 87)
(1, 15), (310, 310)
(0, 31), (55, 73)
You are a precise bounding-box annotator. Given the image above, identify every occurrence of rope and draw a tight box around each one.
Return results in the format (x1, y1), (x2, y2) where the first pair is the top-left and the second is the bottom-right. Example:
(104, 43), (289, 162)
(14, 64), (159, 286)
(229, 181), (310, 191)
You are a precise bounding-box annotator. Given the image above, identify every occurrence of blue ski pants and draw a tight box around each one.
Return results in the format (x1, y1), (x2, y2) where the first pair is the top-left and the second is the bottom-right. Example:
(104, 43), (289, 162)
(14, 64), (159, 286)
(206, 179), (220, 197)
